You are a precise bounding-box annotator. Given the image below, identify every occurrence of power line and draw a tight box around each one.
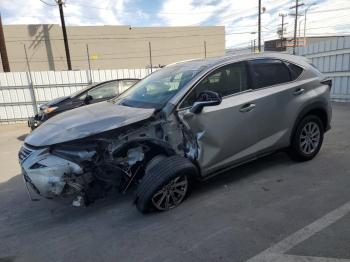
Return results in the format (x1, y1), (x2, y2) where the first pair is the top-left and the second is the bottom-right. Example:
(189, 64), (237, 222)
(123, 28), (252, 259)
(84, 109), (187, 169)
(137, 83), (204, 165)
(308, 7), (350, 14)
(39, 0), (57, 7)
(284, 23), (350, 34)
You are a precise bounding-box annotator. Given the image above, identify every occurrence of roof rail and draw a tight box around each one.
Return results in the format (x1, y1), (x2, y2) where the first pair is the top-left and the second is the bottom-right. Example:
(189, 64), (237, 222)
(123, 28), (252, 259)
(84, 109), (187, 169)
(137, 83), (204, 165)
(165, 58), (202, 67)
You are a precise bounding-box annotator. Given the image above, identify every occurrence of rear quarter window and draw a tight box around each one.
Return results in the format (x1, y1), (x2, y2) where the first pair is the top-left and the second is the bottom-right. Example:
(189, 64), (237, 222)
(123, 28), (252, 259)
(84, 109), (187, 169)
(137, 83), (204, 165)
(285, 62), (303, 80)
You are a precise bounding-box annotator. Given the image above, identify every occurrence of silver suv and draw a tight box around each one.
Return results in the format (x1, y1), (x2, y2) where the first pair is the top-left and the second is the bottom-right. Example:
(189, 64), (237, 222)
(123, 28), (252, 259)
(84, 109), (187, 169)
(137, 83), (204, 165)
(18, 53), (332, 213)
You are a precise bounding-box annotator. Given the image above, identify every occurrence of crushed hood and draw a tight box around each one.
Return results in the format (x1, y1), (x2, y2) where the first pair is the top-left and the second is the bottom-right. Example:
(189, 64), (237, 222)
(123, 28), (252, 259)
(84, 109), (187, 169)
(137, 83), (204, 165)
(25, 101), (155, 147)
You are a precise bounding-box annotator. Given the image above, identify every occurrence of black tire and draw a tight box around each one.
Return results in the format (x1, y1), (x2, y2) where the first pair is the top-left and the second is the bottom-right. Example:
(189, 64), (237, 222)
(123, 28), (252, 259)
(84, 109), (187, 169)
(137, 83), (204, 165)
(136, 155), (198, 213)
(289, 115), (324, 161)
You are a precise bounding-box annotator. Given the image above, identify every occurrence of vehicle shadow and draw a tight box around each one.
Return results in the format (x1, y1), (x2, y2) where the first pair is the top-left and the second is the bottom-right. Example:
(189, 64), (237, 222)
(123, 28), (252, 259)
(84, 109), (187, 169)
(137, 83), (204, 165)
(191, 151), (294, 198)
(0, 174), (136, 228)
(17, 134), (28, 141)
(0, 151), (295, 223)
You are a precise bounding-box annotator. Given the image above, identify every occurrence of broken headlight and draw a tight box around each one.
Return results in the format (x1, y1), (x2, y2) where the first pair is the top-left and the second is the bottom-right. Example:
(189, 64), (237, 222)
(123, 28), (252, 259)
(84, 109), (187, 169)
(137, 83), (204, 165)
(42, 106), (58, 114)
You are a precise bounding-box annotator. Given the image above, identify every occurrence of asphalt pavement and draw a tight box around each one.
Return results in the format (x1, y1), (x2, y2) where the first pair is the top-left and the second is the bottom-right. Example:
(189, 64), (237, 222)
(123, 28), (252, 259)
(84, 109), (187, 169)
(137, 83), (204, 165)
(0, 102), (349, 262)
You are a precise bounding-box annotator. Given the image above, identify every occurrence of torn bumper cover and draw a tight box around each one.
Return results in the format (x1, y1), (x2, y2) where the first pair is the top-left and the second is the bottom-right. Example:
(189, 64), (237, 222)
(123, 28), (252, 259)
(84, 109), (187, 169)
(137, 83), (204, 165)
(19, 145), (83, 198)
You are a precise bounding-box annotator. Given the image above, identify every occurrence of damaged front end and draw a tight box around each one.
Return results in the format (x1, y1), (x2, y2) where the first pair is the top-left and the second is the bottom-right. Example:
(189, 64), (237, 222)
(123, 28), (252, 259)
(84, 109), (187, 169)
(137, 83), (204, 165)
(19, 110), (195, 206)
(18, 64), (208, 209)
(20, 144), (91, 200)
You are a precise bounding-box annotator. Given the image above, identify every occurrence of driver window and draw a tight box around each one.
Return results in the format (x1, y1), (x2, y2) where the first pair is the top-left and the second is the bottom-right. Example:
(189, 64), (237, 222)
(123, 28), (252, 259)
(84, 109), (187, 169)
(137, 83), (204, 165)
(86, 81), (120, 100)
(181, 62), (248, 108)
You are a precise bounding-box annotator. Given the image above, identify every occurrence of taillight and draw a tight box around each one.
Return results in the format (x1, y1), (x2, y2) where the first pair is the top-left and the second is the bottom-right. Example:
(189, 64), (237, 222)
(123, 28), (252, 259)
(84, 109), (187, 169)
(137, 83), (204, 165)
(321, 78), (332, 90)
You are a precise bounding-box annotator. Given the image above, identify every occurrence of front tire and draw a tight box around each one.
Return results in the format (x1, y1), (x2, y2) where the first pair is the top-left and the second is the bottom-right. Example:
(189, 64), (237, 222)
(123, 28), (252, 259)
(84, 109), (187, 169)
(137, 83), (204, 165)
(135, 155), (198, 213)
(289, 115), (324, 161)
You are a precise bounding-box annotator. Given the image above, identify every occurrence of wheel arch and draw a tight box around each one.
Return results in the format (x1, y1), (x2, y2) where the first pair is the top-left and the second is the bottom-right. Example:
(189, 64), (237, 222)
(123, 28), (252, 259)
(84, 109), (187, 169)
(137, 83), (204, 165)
(290, 101), (329, 144)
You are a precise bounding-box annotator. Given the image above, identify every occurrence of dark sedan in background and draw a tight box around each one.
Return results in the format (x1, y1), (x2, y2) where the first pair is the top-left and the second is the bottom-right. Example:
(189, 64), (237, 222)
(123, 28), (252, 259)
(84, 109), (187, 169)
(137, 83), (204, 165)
(28, 78), (140, 129)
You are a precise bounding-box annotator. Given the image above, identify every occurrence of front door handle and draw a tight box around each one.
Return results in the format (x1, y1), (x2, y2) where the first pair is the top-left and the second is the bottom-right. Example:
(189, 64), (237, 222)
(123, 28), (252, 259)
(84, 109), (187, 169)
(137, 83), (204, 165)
(240, 103), (256, 113)
(294, 88), (305, 96)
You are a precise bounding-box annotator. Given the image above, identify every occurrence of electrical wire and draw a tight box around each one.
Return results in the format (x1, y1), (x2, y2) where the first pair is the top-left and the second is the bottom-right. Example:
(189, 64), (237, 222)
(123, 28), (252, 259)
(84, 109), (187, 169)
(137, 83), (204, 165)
(39, 0), (57, 7)
(308, 7), (350, 14)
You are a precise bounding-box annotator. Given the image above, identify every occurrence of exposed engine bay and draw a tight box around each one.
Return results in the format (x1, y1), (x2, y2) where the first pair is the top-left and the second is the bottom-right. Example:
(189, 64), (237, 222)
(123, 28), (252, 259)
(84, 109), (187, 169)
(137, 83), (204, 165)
(19, 111), (197, 206)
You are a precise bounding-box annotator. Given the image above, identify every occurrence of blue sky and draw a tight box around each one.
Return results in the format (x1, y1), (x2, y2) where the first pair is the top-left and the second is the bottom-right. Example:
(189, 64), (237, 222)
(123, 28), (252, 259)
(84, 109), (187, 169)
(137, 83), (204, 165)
(1, 0), (350, 48)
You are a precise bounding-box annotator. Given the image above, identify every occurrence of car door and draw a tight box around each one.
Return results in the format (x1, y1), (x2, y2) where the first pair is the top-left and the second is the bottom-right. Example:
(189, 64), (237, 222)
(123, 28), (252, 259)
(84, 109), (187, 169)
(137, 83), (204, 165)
(177, 61), (262, 176)
(246, 58), (305, 155)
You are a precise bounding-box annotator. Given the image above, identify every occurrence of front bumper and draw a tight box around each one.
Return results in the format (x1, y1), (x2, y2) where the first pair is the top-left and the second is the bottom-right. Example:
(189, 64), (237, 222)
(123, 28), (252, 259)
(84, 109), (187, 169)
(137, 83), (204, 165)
(28, 114), (43, 130)
(19, 145), (83, 198)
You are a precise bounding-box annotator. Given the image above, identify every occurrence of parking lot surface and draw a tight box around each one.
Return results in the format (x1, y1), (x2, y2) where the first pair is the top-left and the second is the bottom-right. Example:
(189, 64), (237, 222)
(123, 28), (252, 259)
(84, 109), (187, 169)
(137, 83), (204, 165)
(0, 102), (350, 262)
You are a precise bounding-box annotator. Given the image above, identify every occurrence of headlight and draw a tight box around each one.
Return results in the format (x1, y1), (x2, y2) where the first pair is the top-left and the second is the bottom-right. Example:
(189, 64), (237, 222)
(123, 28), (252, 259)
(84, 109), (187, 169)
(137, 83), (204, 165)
(42, 106), (58, 114)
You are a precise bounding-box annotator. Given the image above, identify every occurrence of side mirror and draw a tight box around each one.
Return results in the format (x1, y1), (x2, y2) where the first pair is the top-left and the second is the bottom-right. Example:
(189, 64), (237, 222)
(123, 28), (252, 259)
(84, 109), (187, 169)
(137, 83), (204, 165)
(84, 94), (93, 104)
(190, 91), (222, 114)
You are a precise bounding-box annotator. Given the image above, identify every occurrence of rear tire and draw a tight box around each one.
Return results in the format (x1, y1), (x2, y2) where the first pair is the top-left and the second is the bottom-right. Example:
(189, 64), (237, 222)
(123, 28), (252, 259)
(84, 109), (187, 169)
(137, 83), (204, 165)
(289, 115), (324, 161)
(136, 155), (198, 213)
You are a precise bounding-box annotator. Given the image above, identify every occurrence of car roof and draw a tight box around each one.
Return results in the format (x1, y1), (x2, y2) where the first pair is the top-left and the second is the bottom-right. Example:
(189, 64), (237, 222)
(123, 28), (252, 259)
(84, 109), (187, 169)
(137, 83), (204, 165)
(166, 52), (310, 70)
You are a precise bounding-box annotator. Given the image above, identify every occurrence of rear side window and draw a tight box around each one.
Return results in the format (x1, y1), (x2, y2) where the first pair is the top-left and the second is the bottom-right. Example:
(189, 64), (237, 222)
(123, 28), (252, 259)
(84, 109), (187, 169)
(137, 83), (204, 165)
(250, 59), (291, 89)
(285, 62), (303, 80)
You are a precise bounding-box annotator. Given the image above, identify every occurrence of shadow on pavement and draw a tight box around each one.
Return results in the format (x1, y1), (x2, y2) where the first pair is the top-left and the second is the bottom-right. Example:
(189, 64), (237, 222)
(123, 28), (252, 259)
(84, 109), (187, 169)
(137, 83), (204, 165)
(0, 151), (294, 223)
(192, 151), (293, 196)
(17, 134), (28, 141)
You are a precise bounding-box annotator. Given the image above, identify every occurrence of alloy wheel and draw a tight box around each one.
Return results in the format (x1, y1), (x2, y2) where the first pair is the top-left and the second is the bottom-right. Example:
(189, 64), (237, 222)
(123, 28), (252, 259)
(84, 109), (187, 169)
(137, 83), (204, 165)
(151, 175), (188, 211)
(299, 121), (321, 155)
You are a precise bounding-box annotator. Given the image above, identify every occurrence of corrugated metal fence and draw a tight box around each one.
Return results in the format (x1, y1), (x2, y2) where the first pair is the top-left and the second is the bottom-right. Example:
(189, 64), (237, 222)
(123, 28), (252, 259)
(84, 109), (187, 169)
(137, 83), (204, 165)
(0, 68), (151, 123)
(294, 36), (350, 102)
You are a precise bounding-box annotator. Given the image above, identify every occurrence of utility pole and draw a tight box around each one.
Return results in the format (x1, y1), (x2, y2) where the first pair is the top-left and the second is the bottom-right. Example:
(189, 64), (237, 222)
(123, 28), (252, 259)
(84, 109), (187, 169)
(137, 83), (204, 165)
(148, 42), (153, 73)
(279, 13), (287, 50)
(204, 41), (207, 58)
(24, 44), (38, 115)
(86, 44), (92, 83)
(57, 0), (72, 70)
(303, 10), (308, 47)
(258, 0), (262, 52)
(86, 44), (91, 72)
(290, 0), (304, 54)
(298, 20), (303, 39)
(0, 13), (10, 72)
(303, 4), (315, 47)
(253, 39), (256, 52)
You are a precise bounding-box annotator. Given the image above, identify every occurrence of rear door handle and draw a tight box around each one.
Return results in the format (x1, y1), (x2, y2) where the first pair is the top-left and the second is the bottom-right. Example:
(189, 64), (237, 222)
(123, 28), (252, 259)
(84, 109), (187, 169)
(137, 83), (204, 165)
(294, 88), (305, 96)
(240, 103), (256, 113)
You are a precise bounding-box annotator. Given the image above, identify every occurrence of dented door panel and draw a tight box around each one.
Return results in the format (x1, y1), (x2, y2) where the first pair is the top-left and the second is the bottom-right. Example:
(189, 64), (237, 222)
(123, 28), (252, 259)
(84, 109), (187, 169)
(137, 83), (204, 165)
(178, 91), (260, 176)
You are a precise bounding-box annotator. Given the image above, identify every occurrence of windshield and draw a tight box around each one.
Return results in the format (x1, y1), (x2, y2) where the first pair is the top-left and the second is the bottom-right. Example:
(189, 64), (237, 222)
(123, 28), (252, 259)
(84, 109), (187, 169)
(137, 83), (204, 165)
(113, 65), (204, 109)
